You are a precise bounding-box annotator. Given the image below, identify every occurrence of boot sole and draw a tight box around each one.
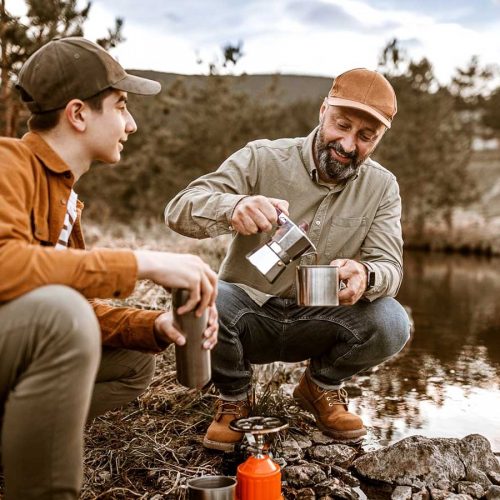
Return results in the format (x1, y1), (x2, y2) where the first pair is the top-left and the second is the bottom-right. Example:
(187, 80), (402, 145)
(202, 436), (238, 452)
(294, 392), (367, 442)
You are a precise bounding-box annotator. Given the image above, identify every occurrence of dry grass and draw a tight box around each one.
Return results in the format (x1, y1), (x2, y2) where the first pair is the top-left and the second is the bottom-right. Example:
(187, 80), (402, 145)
(80, 221), (314, 498)
(0, 221), (337, 498)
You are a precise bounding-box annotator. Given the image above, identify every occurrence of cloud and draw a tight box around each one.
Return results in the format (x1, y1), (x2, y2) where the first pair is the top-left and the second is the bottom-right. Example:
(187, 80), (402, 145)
(286, 0), (400, 34)
(286, 0), (365, 30)
(85, 0), (500, 85)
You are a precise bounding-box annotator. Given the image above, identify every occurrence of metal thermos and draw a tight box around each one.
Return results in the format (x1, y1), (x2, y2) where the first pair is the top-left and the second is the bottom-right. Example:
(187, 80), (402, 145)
(172, 289), (211, 389)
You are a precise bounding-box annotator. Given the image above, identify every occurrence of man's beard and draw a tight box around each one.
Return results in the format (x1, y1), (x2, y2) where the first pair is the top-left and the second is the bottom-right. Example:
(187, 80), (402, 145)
(315, 126), (365, 184)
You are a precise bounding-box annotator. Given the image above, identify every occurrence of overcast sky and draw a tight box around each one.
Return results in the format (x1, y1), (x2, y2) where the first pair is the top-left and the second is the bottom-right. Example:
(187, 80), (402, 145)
(10, 0), (500, 84)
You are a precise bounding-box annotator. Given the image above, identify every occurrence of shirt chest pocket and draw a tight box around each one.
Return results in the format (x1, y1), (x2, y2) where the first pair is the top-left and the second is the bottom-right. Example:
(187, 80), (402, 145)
(326, 216), (367, 259)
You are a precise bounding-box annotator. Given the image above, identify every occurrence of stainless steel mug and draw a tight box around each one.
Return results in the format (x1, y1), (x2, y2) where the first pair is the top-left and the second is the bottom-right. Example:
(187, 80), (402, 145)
(187, 476), (237, 500)
(172, 289), (211, 389)
(296, 265), (340, 306)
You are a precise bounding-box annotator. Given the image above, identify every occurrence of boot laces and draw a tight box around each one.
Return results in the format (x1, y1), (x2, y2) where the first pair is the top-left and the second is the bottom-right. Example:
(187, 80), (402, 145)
(216, 399), (248, 417)
(321, 387), (349, 407)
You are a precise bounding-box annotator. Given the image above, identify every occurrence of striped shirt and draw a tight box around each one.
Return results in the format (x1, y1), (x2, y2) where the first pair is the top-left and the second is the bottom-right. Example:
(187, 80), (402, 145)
(55, 189), (78, 249)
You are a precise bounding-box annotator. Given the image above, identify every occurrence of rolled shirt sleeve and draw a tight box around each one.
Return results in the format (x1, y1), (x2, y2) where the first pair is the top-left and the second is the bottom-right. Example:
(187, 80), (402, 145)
(165, 145), (257, 238)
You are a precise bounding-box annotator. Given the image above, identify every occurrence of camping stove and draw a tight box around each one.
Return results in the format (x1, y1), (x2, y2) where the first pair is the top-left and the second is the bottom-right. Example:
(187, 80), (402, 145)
(229, 416), (288, 500)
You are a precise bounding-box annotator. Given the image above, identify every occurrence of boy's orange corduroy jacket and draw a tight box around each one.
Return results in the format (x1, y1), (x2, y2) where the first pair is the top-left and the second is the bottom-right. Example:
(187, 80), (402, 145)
(0, 132), (164, 352)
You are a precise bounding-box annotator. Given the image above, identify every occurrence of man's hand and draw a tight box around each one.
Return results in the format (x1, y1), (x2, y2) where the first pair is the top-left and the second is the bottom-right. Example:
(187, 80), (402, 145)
(329, 258), (368, 305)
(135, 251), (217, 316)
(153, 305), (218, 349)
(231, 195), (289, 235)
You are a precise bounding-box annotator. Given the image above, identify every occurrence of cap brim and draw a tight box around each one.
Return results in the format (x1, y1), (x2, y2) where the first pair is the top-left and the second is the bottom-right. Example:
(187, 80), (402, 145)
(326, 97), (391, 128)
(112, 73), (161, 96)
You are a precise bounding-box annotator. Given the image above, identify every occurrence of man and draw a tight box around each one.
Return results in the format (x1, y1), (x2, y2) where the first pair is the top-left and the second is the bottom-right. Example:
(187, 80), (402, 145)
(165, 68), (410, 451)
(0, 38), (218, 499)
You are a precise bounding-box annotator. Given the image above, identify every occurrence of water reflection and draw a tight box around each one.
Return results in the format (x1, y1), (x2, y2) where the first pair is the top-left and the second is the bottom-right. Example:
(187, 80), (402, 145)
(350, 251), (500, 451)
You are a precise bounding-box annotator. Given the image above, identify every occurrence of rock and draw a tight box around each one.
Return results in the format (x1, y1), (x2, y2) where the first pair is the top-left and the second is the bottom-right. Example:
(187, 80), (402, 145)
(296, 487), (316, 499)
(436, 480), (452, 491)
(391, 485), (413, 499)
(429, 489), (449, 500)
(485, 485), (500, 499)
(456, 481), (484, 498)
(465, 468), (491, 489)
(284, 463), (327, 488)
(412, 490), (430, 500)
(461, 434), (499, 473)
(315, 479), (341, 496)
(281, 437), (306, 462)
(294, 434), (313, 449)
(352, 434), (499, 489)
(330, 464), (360, 487)
(429, 491), (471, 500)
(311, 430), (338, 445)
(307, 444), (358, 468)
(488, 471), (500, 485)
(314, 480), (359, 500)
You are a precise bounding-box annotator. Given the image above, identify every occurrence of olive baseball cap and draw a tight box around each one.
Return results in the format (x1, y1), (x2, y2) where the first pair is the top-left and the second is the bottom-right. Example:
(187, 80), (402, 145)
(326, 68), (397, 128)
(17, 37), (161, 113)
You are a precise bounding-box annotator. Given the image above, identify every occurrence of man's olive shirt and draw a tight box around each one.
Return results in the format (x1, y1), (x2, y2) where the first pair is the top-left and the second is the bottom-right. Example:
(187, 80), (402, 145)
(165, 127), (403, 306)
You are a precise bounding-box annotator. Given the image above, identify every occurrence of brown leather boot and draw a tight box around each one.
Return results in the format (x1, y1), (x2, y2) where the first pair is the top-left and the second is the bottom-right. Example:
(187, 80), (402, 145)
(203, 398), (251, 451)
(293, 371), (366, 441)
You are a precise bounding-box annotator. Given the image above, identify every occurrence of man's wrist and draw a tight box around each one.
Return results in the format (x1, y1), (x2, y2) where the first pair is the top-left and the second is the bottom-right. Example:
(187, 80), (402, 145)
(361, 262), (376, 292)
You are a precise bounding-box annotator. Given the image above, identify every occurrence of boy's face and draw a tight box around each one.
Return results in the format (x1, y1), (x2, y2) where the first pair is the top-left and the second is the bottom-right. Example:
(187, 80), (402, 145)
(86, 90), (137, 164)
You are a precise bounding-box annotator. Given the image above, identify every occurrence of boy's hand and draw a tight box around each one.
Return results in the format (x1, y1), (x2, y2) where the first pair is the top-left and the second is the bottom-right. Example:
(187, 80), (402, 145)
(135, 251), (217, 316)
(153, 305), (218, 349)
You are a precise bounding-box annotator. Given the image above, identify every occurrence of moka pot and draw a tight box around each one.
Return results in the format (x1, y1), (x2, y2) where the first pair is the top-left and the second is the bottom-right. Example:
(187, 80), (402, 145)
(246, 211), (316, 283)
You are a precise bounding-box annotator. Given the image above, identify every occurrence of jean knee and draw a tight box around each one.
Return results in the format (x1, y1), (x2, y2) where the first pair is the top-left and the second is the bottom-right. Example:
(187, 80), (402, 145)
(33, 285), (101, 363)
(370, 298), (411, 357)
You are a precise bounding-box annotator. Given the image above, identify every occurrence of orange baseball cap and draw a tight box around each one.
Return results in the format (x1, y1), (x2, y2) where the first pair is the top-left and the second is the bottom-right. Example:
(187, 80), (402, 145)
(326, 68), (397, 128)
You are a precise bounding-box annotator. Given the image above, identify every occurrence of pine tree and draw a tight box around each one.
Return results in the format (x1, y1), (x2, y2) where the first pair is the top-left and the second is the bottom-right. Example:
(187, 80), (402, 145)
(0, 0), (123, 136)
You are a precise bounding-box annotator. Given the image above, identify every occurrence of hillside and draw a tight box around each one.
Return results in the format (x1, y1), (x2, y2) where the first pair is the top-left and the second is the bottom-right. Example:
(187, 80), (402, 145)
(130, 69), (332, 104)
(78, 69), (500, 255)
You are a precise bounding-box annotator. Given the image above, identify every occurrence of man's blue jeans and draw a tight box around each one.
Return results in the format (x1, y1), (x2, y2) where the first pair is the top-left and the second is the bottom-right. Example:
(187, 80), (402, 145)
(212, 281), (411, 396)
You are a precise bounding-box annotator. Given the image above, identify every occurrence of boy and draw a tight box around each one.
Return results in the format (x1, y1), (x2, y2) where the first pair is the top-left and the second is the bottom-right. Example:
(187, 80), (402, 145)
(0, 37), (218, 499)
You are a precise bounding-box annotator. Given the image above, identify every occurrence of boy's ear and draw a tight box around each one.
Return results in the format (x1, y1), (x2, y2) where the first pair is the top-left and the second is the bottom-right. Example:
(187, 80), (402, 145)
(64, 99), (87, 132)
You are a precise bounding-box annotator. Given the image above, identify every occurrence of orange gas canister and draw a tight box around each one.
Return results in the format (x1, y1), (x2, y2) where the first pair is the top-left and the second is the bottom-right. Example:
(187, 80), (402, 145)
(229, 416), (288, 500)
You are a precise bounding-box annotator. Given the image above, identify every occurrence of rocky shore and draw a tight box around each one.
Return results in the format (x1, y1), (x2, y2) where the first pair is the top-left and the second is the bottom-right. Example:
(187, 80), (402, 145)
(276, 433), (500, 499)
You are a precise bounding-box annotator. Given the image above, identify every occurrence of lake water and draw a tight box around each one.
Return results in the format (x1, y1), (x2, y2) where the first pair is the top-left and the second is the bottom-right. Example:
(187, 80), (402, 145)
(349, 250), (500, 452)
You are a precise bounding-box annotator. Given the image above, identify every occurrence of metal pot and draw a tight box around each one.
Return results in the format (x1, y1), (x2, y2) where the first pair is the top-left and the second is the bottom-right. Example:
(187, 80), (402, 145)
(187, 476), (237, 500)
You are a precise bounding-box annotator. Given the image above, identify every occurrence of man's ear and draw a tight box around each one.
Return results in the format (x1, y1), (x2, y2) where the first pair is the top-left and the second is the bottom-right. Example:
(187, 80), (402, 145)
(64, 99), (87, 132)
(319, 97), (328, 123)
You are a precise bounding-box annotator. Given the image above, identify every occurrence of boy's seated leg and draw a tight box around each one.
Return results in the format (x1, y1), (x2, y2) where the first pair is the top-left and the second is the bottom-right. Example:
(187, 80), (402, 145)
(0, 285), (101, 500)
(88, 348), (155, 420)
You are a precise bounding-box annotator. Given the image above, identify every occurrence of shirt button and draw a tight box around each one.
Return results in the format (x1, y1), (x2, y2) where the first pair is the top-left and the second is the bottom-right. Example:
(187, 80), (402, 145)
(315, 220), (321, 226)
(60, 199), (66, 205)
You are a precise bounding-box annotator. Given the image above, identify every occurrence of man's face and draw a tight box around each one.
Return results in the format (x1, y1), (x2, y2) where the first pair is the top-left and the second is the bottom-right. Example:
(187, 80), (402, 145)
(86, 90), (137, 164)
(314, 104), (386, 183)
